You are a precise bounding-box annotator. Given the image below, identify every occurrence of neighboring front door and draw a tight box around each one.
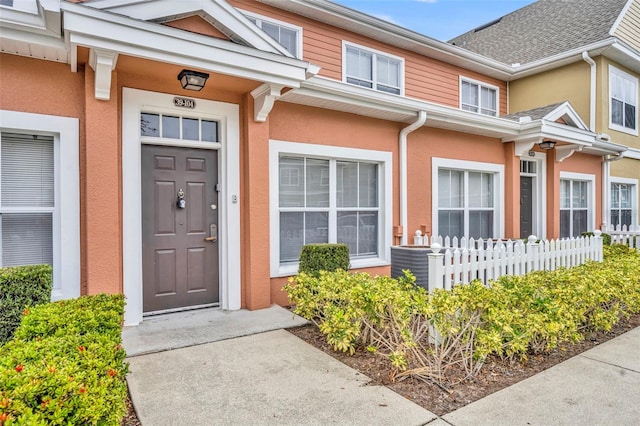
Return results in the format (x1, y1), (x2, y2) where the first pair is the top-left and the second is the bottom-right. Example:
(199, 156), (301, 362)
(520, 176), (533, 239)
(142, 145), (219, 313)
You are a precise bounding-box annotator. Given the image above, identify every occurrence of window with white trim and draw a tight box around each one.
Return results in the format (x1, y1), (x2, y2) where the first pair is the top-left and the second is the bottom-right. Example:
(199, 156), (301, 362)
(560, 175), (594, 238)
(609, 66), (638, 134)
(610, 178), (637, 231)
(1, 133), (53, 266)
(343, 42), (403, 95)
(271, 141), (391, 276)
(433, 158), (503, 240)
(460, 78), (498, 116)
(243, 12), (302, 58)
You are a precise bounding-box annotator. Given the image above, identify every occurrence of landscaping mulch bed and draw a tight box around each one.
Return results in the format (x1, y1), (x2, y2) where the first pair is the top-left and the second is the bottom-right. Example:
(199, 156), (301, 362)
(287, 312), (640, 416)
(122, 312), (639, 423)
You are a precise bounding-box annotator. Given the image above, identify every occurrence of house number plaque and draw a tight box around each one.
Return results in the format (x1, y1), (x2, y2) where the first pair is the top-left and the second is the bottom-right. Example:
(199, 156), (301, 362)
(173, 97), (196, 109)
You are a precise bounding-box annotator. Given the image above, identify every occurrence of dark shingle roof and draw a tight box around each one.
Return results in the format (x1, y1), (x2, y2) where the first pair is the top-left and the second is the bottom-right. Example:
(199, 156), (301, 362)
(502, 102), (566, 121)
(449, 0), (627, 65)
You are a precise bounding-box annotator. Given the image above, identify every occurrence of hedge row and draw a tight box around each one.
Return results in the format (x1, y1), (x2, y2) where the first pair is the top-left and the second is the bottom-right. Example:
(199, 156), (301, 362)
(0, 294), (128, 425)
(0, 265), (52, 345)
(285, 244), (640, 384)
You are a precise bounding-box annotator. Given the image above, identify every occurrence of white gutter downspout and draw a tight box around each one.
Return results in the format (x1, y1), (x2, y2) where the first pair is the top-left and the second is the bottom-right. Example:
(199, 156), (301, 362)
(582, 51), (596, 132)
(602, 153), (625, 232)
(582, 51), (605, 230)
(399, 111), (427, 245)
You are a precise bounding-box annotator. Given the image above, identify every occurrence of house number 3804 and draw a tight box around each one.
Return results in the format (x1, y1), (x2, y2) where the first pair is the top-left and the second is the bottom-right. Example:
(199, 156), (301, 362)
(173, 97), (196, 109)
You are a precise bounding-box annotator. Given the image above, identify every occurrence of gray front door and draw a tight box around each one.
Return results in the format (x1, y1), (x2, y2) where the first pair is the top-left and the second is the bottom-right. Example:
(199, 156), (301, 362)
(520, 176), (533, 239)
(142, 145), (219, 313)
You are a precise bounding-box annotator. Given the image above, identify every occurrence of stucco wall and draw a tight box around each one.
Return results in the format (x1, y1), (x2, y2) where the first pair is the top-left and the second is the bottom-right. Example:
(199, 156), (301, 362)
(509, 61), (591, 123)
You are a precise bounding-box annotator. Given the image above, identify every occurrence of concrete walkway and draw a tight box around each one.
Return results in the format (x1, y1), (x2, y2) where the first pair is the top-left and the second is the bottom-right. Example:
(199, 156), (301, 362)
(124, 307), (640, 425)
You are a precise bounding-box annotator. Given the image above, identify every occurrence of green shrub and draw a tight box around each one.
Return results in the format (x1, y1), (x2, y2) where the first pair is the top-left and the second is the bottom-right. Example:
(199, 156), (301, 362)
(581, 231), (611, 246)
(0, 294), (128, 425)
(285, 245), (640, 384)
(0, 265), (52, 345)
(298, 243), (350, 276)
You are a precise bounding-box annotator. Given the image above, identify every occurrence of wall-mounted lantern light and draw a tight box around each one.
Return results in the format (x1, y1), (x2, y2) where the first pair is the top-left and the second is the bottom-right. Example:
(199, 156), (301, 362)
(177, 69), (210, 91)
(538, 140), (556, 150)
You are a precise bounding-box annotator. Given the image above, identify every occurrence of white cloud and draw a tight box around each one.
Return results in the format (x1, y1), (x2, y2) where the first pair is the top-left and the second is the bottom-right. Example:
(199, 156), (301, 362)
(372, 13), (400, 24)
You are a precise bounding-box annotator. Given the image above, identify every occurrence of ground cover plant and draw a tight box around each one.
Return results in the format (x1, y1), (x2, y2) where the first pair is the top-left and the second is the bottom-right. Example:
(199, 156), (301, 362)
(0, 294), (128, 425)
(284, 244), (640, 387)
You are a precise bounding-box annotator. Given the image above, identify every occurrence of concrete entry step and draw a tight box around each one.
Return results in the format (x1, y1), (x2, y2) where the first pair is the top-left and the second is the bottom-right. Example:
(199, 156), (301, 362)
(122, 305), (308, 357)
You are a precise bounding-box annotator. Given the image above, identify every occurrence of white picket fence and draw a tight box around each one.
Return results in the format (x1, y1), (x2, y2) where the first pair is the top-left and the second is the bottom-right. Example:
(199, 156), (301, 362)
(606, 224), (640, 251)
(427, 233), (604, 291)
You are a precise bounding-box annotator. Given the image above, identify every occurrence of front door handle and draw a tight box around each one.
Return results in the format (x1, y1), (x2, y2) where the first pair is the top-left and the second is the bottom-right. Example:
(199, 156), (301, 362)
(205, 224), (217, 243)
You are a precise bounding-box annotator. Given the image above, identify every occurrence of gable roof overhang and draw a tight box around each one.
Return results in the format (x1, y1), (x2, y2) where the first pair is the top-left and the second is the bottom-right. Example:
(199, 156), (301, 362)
(83, 0), (293, 57)
(502, 102), (628, 160)
(60, 2), (315, 99)
(0, 0), (67, 63)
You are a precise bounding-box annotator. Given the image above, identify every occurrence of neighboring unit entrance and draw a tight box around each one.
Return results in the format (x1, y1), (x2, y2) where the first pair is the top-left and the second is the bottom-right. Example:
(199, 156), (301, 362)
(142, 145), (219, 313)
(520, 176), (533, 238)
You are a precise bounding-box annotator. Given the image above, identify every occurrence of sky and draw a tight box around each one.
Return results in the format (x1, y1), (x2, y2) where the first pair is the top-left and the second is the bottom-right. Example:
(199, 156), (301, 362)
(332, 0), (537, 41)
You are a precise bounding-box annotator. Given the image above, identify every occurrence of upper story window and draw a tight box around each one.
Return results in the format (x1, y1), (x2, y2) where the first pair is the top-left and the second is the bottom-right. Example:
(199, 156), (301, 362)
(0, 0), (14, 7)
(460, 78), (498, 117)
(343, 42), (403, 95)
(242, 11), (302, 59)
(609, 65), (638, 135)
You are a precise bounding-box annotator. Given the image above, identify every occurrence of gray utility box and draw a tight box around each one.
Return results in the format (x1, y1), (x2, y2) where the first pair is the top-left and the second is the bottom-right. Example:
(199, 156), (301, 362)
(390, 246), (432, 290)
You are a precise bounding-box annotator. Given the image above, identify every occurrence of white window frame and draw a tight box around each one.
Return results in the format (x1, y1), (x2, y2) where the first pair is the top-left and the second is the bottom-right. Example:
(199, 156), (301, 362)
(240, 9), (303, 59)
(432, 158), (504, 240)
(342, 41), (405, 96)
(610, 176), (638, 231)
(459, 76), (500, 117)
(559, 171), (596, 237)
(0, 110), (80, 301)
(609, 65), (638, 136)
(269, 140), (392, 277)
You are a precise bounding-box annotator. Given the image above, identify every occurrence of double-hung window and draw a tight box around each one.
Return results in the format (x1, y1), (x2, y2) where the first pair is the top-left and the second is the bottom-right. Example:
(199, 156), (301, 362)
(0, 111), (79, 301)
(433, 158), (503, 240)
(609, 66), (638, 134)
(343, 42), (403, 95)
(1, 133), (54, 267)
(460, 78), (498, 116)
(243, 12), (302, 58)
(610, 179), (637, 231)
(560, 172), (595, 238)
(271, 141), (392, 276)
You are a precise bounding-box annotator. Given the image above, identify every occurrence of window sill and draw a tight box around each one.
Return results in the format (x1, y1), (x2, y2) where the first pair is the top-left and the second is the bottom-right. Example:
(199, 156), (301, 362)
(609, 123), (639, 137)
(271, 257), (390, 278)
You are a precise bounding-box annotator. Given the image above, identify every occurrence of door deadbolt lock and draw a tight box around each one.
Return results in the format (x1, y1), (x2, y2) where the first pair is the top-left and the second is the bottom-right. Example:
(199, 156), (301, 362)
(177, 189), (186, 209)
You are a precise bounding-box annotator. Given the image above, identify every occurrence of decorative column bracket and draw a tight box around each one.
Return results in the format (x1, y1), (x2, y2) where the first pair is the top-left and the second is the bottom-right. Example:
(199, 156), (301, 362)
(514, 139), (539, 157)
(250, 83), (284, 122)
(89, 49), (118, 101)
(555, 144), (583, 163)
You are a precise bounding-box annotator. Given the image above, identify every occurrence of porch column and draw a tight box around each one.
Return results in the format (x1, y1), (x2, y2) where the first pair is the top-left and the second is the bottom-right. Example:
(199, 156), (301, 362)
(83, 66), (122, 294)
(546, 153), (560, 239)
(241, 93), (272, 309)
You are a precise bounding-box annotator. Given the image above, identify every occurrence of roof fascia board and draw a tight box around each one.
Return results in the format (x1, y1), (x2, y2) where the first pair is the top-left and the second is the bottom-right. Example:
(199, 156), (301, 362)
(0, 0), (60, 37)
(291, 76), (521, 136)
(85, 0), (291, 57)
(609, 0), (634, 36)
(62, 6), (310, 87)
(622, 147), (640, 159)
(509, 39), (616, 80)
(258, 0), (513, 79)
(0, 25), (66, 51)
